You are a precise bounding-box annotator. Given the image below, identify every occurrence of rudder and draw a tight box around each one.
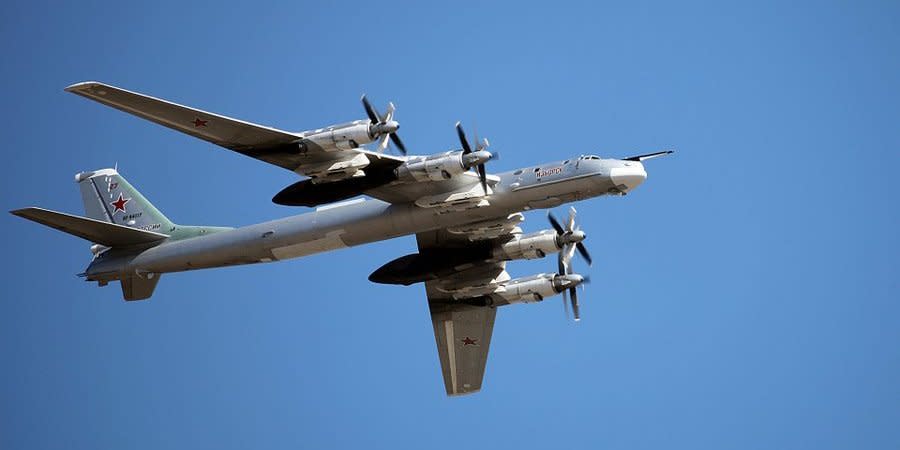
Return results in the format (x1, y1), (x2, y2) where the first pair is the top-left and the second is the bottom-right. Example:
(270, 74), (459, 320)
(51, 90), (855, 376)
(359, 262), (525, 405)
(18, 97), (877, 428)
(76, 168), (175, 234)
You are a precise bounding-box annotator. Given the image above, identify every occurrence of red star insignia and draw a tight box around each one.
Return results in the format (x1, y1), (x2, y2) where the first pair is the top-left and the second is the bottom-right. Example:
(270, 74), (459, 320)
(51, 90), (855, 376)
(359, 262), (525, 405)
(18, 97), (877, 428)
(192, 118), (208, 127)
(462, 337), (478, 346)
(110, 193), (130, 214)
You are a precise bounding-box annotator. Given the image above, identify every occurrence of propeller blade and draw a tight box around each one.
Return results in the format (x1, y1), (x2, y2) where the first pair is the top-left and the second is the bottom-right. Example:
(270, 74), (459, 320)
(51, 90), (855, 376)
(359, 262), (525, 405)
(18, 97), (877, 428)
(455, 122), (473, 154)
(389, 133), (407, 155)
(567, 207), (576, 232)
(477, 164), (487, 193)
(473, 125), (484, 152)
(361, 95), (380, 124)
(376, 134), (390, 153)
(565, 241), (577, 264)
(547, 212), (565, 235)
(576, 242), (593, 266)
(562, 288), (571, 320)
(570, 287), (580, 321)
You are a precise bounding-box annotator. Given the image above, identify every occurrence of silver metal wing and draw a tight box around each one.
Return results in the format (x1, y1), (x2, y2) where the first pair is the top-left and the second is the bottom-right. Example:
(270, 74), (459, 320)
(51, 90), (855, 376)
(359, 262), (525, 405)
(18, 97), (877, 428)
(428, 300), (497, 396)
(66, 81), (495, 207)
(415, 219), (521, 396)
(65, 81), (406, 178)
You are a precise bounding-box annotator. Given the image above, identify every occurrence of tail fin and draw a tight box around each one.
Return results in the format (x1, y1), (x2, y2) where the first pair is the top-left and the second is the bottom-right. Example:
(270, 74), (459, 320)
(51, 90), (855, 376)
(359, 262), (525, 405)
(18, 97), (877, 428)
(76, 168), (175, 234)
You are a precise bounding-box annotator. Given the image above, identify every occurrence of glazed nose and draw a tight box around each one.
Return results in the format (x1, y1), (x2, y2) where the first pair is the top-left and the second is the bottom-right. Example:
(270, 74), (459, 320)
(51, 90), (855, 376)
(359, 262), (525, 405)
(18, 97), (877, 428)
(610, 163), (647, 192)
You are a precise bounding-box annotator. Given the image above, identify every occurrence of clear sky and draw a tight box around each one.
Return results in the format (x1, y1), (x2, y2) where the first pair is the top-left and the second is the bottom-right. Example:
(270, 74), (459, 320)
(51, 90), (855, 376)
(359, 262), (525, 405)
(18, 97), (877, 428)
(2, 1), (898, 449)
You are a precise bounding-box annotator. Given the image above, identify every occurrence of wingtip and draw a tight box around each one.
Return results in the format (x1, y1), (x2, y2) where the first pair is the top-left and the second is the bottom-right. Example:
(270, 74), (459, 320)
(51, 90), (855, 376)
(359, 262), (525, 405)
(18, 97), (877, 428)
(447, 388), (481, 397)
(9, 207), (38, 217)
(64, 81), (103, 92)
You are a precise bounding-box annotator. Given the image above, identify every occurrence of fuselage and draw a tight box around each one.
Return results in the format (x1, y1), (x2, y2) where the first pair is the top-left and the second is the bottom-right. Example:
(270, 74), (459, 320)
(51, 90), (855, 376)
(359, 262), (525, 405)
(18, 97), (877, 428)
(85, 156), (647, 281)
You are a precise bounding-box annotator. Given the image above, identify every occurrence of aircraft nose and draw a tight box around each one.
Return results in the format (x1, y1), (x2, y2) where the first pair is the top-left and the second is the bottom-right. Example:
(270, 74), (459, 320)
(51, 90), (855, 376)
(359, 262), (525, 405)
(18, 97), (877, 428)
(610, 163), (647, 192)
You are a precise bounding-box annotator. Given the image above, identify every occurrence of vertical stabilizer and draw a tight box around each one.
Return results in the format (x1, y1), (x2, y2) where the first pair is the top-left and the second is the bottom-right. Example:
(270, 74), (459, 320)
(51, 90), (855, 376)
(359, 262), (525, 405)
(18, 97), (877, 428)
(75, 168), (175, 234)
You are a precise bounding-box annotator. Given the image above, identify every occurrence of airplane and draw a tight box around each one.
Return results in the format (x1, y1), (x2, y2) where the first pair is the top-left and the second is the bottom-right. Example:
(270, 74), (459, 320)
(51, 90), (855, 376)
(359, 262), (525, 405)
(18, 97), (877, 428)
(11, 82), (672, 396)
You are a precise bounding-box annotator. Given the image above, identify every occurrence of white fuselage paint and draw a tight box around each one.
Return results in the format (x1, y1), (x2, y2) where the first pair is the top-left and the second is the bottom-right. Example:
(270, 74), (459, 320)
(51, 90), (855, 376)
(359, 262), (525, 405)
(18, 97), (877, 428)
(85, 157), (644, 279)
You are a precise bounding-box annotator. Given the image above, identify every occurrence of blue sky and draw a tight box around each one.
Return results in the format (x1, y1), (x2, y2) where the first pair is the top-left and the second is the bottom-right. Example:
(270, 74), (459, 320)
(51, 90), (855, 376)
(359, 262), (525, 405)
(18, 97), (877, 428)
(2, 1), (898, 449)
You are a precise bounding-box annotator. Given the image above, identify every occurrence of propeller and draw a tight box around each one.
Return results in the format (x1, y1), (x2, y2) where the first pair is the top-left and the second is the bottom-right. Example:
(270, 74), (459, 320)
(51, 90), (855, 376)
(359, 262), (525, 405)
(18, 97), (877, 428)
(548, 207), (593, 321)
(361, 95), (406, 155)
(455, 122), (493, 193)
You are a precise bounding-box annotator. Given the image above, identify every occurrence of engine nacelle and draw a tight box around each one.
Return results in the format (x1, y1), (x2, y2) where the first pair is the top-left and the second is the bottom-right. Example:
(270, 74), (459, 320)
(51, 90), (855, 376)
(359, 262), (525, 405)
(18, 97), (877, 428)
(496, 273), (559, 304)
(493, 230), (560, 261)
(491, 273), (584, 306)
(394, 151), (467, 182)
(305, 123), (374, 150)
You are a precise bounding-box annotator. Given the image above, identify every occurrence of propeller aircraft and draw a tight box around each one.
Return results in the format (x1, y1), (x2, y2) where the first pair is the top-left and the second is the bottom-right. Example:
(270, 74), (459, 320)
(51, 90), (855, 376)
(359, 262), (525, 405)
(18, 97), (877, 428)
(11, 82), (672, 396)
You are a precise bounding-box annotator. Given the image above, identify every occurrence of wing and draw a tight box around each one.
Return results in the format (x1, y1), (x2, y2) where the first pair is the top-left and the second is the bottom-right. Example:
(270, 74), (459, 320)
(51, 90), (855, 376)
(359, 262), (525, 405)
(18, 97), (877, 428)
(366, 171), (498, 206)
(65, 82), (300, 154)
(429, 299), (496, 396)
(65, 81), (405, 178)
(416, 220), (520, 396)
(66, 81), (494, 208)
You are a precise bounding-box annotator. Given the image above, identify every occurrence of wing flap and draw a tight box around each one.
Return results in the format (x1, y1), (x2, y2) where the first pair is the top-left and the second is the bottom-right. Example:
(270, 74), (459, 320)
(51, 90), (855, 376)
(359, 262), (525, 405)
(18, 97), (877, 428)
(10, 207), (168, 247)
(65, 81), (300, 152)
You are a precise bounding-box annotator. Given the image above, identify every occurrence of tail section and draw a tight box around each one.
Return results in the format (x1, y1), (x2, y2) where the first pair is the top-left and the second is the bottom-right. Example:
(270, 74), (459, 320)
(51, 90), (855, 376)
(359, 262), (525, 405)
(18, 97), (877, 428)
(76, 168), (174, 234)
(12, 168), (179, 302)
(13, 167), (232, 302)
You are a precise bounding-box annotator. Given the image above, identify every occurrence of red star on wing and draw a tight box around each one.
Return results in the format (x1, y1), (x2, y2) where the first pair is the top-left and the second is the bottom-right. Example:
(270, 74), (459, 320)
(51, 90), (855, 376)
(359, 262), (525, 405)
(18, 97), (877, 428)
(110, 193), (130, 214)
(192, 118), (208, 127)
(462, 337), (478, 346)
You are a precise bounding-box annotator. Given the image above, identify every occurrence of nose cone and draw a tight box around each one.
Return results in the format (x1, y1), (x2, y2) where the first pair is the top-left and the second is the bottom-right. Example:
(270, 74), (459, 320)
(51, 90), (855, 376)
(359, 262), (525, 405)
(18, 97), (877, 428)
(610, 163), (647, 192)
(462, 150), (493, 168)
(568, 230), (586, 243)
(374, 120), (400, 134)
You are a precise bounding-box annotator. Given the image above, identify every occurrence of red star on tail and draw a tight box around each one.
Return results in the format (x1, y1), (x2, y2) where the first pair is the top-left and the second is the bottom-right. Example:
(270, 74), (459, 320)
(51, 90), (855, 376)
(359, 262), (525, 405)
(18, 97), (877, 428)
(462, 337), (478, 346)
(110, 193), (130, 214)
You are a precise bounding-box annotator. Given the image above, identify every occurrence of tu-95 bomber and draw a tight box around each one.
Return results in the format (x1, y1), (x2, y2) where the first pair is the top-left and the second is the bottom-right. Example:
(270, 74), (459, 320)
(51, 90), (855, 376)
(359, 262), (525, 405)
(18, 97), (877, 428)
(12, 82), (671, 395)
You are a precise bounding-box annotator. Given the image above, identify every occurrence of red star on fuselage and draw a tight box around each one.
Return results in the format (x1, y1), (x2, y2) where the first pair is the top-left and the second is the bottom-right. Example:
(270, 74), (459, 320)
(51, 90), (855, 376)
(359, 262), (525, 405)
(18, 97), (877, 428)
(110, 193), (130, 214)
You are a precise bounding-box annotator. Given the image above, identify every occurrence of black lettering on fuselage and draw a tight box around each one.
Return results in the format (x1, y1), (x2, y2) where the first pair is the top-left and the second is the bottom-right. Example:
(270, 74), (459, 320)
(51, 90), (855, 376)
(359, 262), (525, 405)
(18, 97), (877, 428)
(536, 167), (563, 178)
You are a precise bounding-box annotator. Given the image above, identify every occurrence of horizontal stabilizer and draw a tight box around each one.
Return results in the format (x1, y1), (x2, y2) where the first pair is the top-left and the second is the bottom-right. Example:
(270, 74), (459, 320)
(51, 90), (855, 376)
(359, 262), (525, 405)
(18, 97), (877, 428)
(10, 207), (168, 247)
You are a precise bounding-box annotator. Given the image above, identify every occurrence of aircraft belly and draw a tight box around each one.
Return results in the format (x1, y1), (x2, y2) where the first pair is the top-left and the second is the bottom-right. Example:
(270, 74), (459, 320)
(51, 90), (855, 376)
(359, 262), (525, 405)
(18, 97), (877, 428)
(270, 230), (347, 260)
(126, 183), (592, 275)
